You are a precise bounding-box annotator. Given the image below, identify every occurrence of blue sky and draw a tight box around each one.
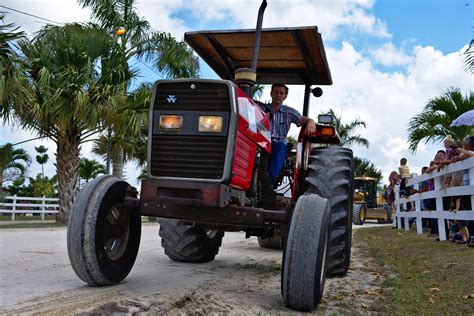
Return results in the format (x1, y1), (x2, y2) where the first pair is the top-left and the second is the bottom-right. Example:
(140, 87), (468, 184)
(1, 0), (472, 187)
(373, 0), (471, 53)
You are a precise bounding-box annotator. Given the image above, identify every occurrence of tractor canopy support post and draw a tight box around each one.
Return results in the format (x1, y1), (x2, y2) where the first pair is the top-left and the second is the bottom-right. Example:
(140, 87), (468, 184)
(302, 84), (311, 117)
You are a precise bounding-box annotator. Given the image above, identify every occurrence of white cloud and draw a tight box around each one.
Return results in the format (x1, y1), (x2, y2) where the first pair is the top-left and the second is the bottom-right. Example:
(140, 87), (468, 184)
(187, 0), (390, 40)
(3, 0), (390, 44)
(371, 42), (411, 66)
(2, 0), (91, 35)
(137, 0), (188, 40)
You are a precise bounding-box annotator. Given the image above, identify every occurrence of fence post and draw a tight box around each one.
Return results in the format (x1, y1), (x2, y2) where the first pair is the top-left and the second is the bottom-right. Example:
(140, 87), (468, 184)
(414, 181), (423, 235)
(41, 196), (46, 221)
(396, 186), (402, 229)
(433, 175), (447, 241)
(11, 195), (17, 221)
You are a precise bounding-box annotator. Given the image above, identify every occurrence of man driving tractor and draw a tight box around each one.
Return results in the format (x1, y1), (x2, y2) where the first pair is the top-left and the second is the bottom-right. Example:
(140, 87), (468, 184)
(258, 83), (316, 187)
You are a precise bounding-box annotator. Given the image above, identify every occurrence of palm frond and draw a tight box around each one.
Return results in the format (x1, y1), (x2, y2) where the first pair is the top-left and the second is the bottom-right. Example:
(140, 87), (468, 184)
(407, 88), (472, 152)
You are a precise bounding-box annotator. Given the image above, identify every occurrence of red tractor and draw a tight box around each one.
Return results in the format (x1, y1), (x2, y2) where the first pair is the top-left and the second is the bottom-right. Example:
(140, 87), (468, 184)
(67, 1), (354, 311)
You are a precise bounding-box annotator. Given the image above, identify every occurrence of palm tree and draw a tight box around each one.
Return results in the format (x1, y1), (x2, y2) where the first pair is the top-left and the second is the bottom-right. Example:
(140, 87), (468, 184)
(329, 109), (369, 148)
(4, 23), (121, 222)
(0, 143), (31, 191)
(93, 83), (151, 176)
(463, 39), (473, 74)
(79, 158), (106, 184)
(407, 88), (473, 152)
(78, 0), (199, 178)
(0, 13), (26, 119)
(35, 145), (49, 178)
(354, 157), (383, 182)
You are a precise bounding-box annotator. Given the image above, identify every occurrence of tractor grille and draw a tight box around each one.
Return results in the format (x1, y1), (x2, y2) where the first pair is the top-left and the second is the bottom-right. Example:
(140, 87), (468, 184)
(154, 82), (231, 112)
(150, 81), (232, 180)
(150, 135), (227, 179)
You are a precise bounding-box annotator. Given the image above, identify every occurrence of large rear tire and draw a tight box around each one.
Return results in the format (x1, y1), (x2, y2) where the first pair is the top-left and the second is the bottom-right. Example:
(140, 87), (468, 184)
(304, 146), (354, 277)
(67, 175), (141, 286)
(257, 236), (282, 249)
(353, 203), (366, 225)
(159, 219), (224, 262)
(282, 194), (332, 311)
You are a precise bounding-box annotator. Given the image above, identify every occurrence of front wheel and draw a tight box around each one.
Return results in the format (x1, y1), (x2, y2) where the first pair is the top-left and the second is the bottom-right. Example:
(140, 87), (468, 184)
(353, 203), (366, 225)
(67, 175), (141, 286)
(282, 194), (332, 311)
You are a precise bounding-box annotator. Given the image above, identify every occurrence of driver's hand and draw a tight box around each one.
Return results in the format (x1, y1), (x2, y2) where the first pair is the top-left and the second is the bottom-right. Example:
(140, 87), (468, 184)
(305, 119), (316, 135)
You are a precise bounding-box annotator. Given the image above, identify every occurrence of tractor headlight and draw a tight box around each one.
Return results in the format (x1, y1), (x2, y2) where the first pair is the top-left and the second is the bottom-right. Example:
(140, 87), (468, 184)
(198, 116), (223, 132)
(159, 115), (183, 130)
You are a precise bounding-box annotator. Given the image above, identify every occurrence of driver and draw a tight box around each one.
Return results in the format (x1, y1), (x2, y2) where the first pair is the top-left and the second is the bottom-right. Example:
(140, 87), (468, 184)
(258, 83), (316, 187)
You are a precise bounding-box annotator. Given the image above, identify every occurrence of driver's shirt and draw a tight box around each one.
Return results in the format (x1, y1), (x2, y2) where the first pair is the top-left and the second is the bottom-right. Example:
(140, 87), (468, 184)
(258, 103), (302, 143)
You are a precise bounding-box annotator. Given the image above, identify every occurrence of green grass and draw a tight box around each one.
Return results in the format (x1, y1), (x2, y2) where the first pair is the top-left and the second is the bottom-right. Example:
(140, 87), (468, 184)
(355, 227), (474, 315)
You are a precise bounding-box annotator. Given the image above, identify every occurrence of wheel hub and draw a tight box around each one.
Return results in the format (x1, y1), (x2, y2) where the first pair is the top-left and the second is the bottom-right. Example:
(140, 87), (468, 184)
(103, 203), (130, 261)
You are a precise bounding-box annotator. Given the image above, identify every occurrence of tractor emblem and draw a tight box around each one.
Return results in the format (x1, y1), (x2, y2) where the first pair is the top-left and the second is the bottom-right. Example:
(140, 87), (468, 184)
(167, 95), (177, 103)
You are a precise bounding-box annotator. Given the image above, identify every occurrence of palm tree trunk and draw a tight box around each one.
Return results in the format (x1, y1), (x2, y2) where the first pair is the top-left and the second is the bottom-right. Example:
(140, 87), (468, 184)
(0, 174), (3, 193)
(112, 147), (124, 179)
(56, 135), (80, 224)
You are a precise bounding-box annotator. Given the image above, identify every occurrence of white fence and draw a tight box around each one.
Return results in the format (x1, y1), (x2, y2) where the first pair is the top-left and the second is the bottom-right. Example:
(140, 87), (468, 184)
(394, 157), (474, 241)
(0, 195), (59, 221)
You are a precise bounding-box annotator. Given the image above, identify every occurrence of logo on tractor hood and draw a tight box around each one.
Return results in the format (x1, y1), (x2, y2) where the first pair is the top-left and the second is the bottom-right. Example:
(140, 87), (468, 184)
(167, 95), (177, 103)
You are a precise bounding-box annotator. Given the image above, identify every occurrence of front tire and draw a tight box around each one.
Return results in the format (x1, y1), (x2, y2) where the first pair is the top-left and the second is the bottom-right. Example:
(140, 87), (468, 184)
(67, 175), (141, 286)
(282, 194), (332, 311)
(304, 146), (354, 276)
(353, 203), (366, 225)
(159, 219), (224, 262)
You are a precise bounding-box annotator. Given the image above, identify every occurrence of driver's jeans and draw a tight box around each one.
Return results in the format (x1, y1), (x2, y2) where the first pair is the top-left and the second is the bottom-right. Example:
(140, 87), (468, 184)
(268, 141), (287, 188)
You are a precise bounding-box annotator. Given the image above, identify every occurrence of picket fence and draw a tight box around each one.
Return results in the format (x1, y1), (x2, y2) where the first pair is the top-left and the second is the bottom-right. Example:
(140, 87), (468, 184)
(394, 157), (474, 241)
(0, 195), (59, 221)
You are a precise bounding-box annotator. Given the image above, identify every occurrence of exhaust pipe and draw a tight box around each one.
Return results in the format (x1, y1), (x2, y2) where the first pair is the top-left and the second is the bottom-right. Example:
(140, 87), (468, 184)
(235, 0), (267, 96)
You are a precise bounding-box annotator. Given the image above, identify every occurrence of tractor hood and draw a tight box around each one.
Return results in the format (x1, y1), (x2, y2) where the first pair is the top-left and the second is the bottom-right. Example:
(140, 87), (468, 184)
(184, 26), (332, 86)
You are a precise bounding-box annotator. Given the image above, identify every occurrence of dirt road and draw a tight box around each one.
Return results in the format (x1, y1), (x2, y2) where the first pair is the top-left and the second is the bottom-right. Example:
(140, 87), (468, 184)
(0, 223), (387, 314)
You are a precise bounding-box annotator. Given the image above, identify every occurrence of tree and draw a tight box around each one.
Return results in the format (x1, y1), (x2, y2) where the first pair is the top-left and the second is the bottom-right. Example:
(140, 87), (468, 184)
(4, 23), (121, 223)
(6, 174), (57, 197)
(0, 13), (26, 118)
(354, 156), (383, 184)
(79, 158), (106, 184)
(92, 83), (151, 173)
(29, 174), (57, 198)
(6, 177), (32, 197)
(463, 39), (473, 74)
(0, 143), (31, 191)
(35, 145), (49, 178)
(329, 109), (369, 148)
(78, 0), (199, 178)
(407, 88), (473, 152)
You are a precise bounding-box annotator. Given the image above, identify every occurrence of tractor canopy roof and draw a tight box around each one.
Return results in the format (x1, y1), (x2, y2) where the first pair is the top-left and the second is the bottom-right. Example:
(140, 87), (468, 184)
(184, 26), (332, 86)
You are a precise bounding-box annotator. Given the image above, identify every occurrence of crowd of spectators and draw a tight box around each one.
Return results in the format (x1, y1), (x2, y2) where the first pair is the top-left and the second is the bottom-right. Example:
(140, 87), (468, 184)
(383, 135), (474, 247)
